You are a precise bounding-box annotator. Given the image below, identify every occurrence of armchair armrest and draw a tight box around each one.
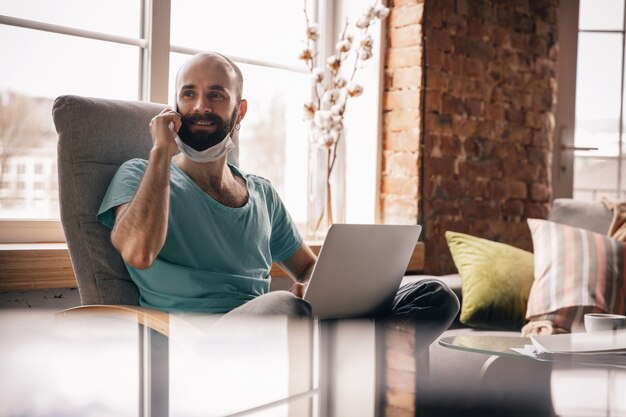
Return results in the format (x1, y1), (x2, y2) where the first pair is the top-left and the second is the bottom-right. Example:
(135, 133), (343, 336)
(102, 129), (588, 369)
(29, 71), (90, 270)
(58, 305), (170, 336)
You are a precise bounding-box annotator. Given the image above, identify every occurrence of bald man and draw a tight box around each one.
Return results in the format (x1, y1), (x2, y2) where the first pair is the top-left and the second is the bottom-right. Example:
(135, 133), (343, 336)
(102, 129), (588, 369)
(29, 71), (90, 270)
(97, 53), (459, 330)
(97, 52), (314, 316)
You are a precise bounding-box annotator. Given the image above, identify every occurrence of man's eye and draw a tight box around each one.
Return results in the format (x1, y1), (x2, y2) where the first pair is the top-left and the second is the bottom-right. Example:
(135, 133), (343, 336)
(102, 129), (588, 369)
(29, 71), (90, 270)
(182, 91), (194, 98)
(209, 92), (225, 100)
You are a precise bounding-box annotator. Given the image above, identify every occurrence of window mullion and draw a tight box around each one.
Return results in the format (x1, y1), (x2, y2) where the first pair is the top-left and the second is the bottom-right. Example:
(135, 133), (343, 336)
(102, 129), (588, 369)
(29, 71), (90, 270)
(317, 0), (336, 67)
(142, 0), (171, 104)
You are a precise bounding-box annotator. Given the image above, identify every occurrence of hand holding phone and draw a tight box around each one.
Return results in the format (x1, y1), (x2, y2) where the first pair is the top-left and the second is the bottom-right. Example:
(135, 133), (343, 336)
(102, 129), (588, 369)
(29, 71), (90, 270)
(149, 108), (181, 157)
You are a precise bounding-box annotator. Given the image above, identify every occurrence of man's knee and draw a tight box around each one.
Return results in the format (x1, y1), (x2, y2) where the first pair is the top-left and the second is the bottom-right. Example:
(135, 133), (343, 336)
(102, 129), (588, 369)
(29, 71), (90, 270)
(263, 291), (312, 318)
(234, 291), (312, 318)
(393, 279), (460, 321)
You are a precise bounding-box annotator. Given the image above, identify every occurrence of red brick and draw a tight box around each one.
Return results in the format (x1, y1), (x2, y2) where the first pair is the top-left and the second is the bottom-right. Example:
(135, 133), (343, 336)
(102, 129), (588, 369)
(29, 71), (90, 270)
(454, 37), (495, 60)
(493, 139), (523, 159)
(532, 89), (554, 112)
(391, 0), (422, 6)
(389, 24), (422, 48)
(490, 26), (511, 47)
(382, 195), (418, 224)
(463, 135), (489, 159)
(384, 89), (421, 110)
(463, 57), (485, 79)
(384, 405), (415, 417)
(428, 0), (455, 12)
(530, 183), (550, 202)
(389, 4), (423, 28)
(439, 177), (466, 198)
(484, 103), (505, 121)
(445, 13), (469, 35)
(382, 0), (558, 277)
(425, 9), (444, 29)
(507, 126), (533, 145)
(386, 151), (419, 177)
(386, 347), (417, 371)
(429, 197), (462, 215)
(525, 201), (549, 219)
(462, 201), (500, 218)
(443, 54), (466, 75)
(502, 161), (540, 181)
(426, 70), (450, 91)
(424, 89), (442, 112)
(527, 146), (548, 165)
(465, 98), (484, 117)
(390, 67), (422, 89)
(476, 121), (496, 137)
(437, 216), (470, 235)
(439, 135), (462, 156)
(386, 389), (416, 411)
(504, 179), (528, 199)
(387, 46), (422, 68)
(429, 29), (454, 52)
(489, 180), (507, 200)
(385, 109), (421, 131)
(452, 117), (478, 137)
(442, 94), (465, 115)
(386, 368), (416, 392)
(426, 157), (456, 176)
(506, 108), (525, 125)
(385, 128), (420, 152)
(425, 112), (452, 131)
(383, 176), (419, 196)
(458, 160), (501, 177)
(425, 47), (446, 68)
(532, 130), (551, 148)
(502, 200), (525, 217)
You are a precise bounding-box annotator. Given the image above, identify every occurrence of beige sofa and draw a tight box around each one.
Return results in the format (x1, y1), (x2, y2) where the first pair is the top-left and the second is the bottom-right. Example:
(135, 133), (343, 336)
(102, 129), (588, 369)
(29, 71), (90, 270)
(408, 198), (614, 415)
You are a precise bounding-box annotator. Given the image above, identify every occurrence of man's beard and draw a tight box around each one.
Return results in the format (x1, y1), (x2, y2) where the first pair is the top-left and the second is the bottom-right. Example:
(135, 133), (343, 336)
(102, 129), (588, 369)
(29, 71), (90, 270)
(177, 108), (238, 151)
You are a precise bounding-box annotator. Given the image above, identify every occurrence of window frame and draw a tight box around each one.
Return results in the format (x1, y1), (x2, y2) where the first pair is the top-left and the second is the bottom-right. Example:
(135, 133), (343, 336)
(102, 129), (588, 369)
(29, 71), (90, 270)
(0, 0), (383, 244)
(555, 0), (626, 200)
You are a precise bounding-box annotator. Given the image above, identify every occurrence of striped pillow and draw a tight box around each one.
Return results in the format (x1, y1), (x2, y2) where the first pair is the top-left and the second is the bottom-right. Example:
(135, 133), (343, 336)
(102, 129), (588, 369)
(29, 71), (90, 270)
(526, 219), (626, 332)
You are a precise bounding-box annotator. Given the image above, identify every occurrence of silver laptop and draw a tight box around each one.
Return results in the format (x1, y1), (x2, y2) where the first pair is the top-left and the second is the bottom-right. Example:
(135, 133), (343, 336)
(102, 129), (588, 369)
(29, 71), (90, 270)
(303, 224), (422, 319)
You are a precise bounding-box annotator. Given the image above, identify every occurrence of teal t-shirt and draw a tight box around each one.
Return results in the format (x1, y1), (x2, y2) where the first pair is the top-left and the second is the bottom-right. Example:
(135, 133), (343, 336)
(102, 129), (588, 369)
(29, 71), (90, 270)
(97, 159), (302, 313)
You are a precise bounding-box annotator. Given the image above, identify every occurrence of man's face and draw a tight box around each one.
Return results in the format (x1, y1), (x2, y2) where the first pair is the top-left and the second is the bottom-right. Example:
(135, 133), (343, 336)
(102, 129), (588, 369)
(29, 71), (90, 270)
(176, 106), (238, 151)
(175, 57), (241, 151)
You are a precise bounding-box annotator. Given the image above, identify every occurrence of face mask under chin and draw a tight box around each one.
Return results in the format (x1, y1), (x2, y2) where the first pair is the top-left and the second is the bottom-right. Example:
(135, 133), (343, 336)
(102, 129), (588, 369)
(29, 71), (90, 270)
(174, 132), (235, 163)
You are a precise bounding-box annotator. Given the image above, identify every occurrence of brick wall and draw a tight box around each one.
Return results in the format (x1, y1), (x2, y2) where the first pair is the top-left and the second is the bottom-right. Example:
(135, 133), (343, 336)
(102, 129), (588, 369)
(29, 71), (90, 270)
(381, 0), (558, 275)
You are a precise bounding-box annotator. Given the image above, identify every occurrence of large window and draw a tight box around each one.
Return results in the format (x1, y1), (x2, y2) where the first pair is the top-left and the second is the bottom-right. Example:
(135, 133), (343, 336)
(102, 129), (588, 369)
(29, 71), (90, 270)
(0, 0), (315, 238)
(0, 0), (383, 245)
(573, 0), (626, 200)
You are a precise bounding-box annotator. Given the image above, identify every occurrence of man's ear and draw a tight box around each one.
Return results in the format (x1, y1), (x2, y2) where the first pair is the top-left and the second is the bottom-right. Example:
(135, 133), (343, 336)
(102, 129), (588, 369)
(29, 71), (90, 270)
(237, 99), (248, 123)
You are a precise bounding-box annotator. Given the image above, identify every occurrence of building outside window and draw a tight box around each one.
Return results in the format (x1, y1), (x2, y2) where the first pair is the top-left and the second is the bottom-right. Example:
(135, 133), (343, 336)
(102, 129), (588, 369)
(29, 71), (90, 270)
(573, 0), (626, 200)
(0, 0), (320, 236)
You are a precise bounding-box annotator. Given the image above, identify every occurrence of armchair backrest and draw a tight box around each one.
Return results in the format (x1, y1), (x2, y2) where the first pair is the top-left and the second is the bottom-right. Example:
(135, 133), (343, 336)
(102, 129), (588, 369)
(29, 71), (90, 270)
(548, 198), (612, 235)
(53, 95), (239, 305)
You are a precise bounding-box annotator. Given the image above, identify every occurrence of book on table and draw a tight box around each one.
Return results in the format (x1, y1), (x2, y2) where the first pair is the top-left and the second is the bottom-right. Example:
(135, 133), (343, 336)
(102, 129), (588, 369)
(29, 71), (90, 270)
(518, 329), (626, 367)
(531, 329), (626, 355)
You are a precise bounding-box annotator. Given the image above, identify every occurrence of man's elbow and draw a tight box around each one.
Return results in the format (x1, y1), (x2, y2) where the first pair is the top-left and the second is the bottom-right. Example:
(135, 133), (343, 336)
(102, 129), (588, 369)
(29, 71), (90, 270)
(123, 251), (155, 270)
(112, 237), (156, 270)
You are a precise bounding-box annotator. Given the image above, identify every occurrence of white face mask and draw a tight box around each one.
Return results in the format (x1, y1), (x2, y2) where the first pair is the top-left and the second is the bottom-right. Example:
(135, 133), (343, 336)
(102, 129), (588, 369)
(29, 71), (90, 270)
(173, 132), (235, 163)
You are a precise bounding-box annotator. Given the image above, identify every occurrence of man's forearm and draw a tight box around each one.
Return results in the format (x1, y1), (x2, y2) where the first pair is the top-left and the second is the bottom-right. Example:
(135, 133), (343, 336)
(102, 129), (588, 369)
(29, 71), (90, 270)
(111, 146), (172, 269)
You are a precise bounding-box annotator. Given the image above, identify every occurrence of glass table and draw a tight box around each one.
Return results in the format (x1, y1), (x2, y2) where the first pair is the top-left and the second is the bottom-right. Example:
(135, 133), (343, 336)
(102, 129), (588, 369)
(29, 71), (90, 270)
(439, 334), (626, 417)
(0, 310), (401, 417)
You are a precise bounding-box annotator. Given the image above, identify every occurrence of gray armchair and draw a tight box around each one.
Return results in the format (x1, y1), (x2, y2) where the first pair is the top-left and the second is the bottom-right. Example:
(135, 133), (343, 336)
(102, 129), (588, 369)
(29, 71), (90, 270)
(53, 94), (240, 307)
(53, 95), (160, 305)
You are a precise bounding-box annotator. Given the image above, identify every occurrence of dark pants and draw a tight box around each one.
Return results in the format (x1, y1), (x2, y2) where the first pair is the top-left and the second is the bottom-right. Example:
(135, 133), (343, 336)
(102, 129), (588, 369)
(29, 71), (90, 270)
(227, 279), (460, 345)
(383, 279), (460, 349)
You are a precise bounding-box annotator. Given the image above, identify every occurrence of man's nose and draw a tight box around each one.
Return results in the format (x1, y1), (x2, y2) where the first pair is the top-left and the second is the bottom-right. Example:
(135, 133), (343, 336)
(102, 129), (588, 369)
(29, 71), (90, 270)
(193, 96), (212, 113)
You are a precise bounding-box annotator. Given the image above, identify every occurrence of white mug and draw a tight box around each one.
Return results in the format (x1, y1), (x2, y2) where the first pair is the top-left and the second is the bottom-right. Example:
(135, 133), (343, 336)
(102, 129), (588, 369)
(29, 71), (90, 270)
(584, 313), (626, 332)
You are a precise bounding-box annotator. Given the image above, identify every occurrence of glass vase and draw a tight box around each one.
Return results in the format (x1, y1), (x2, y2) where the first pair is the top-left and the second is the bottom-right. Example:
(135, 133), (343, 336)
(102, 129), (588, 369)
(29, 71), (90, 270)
(306, 134), (346, 241)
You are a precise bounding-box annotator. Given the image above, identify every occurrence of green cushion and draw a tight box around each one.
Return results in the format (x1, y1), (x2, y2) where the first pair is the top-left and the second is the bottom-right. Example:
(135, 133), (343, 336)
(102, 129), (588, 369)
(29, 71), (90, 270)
(446, 231), (534, 330)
